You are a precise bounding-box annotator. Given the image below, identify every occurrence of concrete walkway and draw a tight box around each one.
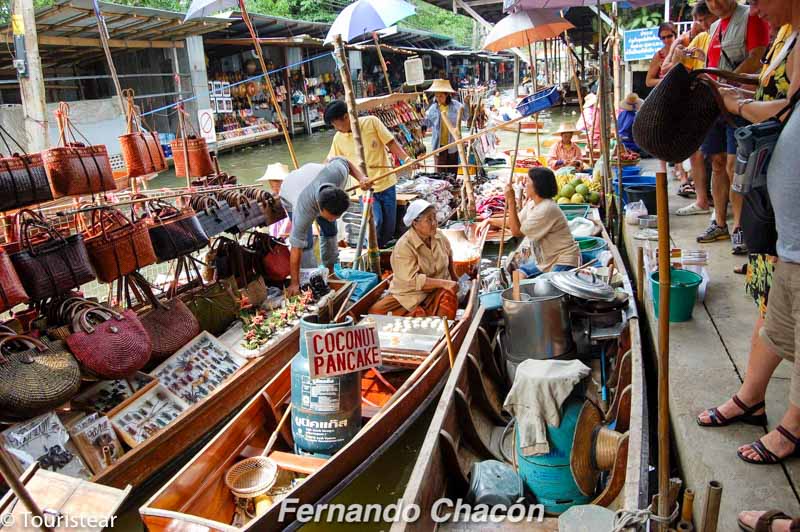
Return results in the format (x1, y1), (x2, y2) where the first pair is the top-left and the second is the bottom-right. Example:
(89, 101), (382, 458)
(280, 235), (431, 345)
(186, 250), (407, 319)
(621, 162), (800, 531)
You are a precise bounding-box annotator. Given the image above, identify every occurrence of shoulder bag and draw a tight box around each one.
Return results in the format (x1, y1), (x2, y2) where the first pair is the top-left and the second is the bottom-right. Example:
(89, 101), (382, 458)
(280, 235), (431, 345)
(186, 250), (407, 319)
(222, 190), (266, 233)
(118, 90), (167, 178)
(0, 123), (53, 211)
(84, 206), (157, 283)
(0, 335), (81, 417)
(214, 237), (267, 307)
(246, 232), (290, 283)
(0, 247), (29, 313)
(144, 199), (210, 263)
(172, 256), (239, 336)
(243, 188), (288, 227)
(191, 195), (239, 238)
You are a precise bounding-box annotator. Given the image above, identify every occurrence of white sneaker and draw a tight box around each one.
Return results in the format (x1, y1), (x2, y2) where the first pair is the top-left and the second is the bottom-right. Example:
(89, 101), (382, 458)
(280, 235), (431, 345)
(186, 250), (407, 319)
(676, 203), (712, 216)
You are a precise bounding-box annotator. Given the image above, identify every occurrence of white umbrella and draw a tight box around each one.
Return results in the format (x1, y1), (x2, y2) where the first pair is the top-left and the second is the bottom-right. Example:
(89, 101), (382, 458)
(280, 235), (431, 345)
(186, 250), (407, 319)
(184, 0), (237, 21)
(324, 0), (416, 44)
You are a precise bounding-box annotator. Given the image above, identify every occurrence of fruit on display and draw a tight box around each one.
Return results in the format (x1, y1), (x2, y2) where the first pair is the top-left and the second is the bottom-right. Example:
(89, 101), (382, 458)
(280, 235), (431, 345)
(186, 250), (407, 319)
(554, 172), (603, 205)
(571, 193), (585, 204)
(589, 191), (601, 204)
(560, 184), (576, 198)
(557, 197), (570, 205)
(575, 183), (589, 197)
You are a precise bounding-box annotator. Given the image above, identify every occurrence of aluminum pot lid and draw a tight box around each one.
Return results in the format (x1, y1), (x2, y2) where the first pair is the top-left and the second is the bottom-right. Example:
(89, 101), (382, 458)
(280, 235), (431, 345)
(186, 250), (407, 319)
(550, 270), (616, 301)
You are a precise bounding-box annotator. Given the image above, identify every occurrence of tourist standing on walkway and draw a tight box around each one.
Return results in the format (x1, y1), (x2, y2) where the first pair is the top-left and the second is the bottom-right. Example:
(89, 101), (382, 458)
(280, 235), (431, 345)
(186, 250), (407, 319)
(695, 0), (769, 254)
(324, 100), (413, 248)
(422, 79), (465, 171)
(696, 0), (799, 469)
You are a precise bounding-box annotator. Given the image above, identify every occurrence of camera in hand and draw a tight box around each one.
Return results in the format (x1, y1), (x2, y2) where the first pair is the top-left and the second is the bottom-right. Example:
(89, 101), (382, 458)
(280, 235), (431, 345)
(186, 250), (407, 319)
(733, 120), (782, 194)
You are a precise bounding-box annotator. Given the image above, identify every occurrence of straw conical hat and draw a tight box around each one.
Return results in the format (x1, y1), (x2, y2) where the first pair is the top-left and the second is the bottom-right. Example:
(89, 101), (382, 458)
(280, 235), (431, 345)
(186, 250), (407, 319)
(570, 400), (628, 497)
(582, 93), (597, 108)
(257, 163), (290, 182)
(425, 79), (456, 94)
(619, 92), (644, 112)
(553, 123), (581, 136)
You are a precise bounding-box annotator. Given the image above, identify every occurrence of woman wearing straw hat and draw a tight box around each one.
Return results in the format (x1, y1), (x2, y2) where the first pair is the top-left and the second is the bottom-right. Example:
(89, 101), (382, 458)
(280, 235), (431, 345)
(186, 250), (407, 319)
(575, 92), (600, 149)
(616, 93), (644, 154)
(547, 124), (584, 170)
(258, 163), (291, 238)
(422, 79), (466, 171)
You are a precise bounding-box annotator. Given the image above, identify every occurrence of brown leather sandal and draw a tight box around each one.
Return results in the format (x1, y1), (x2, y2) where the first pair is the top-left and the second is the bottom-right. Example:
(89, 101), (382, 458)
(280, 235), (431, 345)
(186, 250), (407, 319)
(737, 510), (800, 531)
(738, 425), (800, 465)
(697, 394), (767, 427)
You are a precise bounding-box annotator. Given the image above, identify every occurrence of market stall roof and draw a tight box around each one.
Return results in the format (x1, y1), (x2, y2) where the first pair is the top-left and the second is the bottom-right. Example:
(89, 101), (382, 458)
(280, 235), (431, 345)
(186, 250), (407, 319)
(0, 0), (231, 73)
(397, 47), (514, 60)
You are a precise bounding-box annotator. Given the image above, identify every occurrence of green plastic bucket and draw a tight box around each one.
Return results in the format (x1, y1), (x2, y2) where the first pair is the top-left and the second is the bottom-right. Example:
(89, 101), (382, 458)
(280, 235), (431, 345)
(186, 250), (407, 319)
(650, 268), (703, 322)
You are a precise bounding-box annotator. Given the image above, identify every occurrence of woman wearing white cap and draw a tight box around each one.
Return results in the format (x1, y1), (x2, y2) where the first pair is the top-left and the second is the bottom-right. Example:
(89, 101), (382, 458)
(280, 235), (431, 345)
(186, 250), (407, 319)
(367, 199), (459, 319)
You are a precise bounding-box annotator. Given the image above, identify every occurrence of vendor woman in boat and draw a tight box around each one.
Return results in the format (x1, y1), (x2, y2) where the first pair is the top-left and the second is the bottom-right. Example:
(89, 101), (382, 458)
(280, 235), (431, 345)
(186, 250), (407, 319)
(547, 124), (584, 170)
(368, 200), (459, 319)
(422, 79), (465, 171)
(481, 167), (580, 278)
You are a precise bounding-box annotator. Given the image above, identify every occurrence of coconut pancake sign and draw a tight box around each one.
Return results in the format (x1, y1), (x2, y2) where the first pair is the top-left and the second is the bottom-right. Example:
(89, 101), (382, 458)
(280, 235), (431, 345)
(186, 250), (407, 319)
(306, 325), (382, 379)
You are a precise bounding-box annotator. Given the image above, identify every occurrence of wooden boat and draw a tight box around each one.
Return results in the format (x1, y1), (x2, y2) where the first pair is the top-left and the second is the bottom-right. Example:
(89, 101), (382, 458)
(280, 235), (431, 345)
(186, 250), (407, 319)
(393, 228), (648, 530)
(139, 279), (479, 531)
(499, 118), (544, 133)
(88, 280), (354, 491)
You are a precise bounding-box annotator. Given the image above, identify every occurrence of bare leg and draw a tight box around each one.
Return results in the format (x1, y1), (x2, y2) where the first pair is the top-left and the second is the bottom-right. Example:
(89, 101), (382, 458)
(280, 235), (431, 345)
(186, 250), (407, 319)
(711, 153), (730, 228)
(697, 317), (780, 423)
(691, 151), (709, 209)
(728, 153), (743, 230)
(739, 404), (800, 461)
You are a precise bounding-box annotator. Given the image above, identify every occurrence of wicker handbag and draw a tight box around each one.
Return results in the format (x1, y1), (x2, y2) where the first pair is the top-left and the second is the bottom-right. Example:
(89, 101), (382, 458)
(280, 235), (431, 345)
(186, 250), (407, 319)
(223, 191), (266, 233)
(84, 207), (157, 283)
(144, 200), (209, 263)
(0, 124), (53, 211)
(0, 247), (29, 313)
(118, 90), (167, 178)
(173, 257), (239, 336)
(43, 103), (116, 198)
(66, 304), (151, 378)
(125, 272), (199, 362)
(0, 335), (81, 417)
(191, 195), (239, 238)
(171, 133), (214, 178)
(9, 210), (96, 301)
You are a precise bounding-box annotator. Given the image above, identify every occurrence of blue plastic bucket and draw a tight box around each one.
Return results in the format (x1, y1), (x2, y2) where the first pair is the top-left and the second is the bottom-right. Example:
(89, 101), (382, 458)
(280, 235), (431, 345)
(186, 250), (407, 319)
(650, 268), (703, 322)
(575, 236), (608, 263)
(613, 175), (656, 204)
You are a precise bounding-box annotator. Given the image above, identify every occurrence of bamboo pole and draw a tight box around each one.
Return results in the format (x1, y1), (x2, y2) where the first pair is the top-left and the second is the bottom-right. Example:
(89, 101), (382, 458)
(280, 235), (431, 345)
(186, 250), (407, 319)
(497, 121), (523, 268)
(681, 488), (695, 523)
(441, 109), (476, 218)
(93, 4), (125, 113)
(596, 0), (614, 233)
(238, 0), (298, 169)
(442, 317), (455, 368)
(700, 481), (722, 532)
(656, 170), (672, 530)
(562, 22), (594, 166)
(333, 34), (380, 275)
(528, 41), (541, 158)
(372, 32), (392, 95)
(0, 458), (52, 531)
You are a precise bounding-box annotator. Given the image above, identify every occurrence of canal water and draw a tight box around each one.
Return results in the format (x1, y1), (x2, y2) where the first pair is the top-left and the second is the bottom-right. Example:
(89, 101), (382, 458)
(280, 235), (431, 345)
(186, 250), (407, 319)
(117, 105), (578, 531)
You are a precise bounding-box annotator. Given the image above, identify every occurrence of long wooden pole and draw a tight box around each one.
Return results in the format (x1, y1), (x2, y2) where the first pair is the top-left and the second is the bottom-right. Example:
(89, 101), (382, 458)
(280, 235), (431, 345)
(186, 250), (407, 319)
(372, 32), (392, 95)
(656, 170), (671, 530)
(93, 4), (125, 113)
(596, 0), (614, 232)
(13, 0), (49, 152)
(528, 41), (541, 157)
(563, 33), (594, 166)
(333, 34), (380, 275)
(0, 458), (52, 531)
(238, 0), (298, 169)
(441, 110), (476, 218)
(497, 121), (523, 269)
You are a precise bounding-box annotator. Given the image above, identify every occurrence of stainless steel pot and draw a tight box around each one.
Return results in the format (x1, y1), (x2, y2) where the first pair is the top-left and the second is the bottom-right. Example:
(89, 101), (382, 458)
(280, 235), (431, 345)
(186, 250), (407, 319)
(501, 278), (573, 362)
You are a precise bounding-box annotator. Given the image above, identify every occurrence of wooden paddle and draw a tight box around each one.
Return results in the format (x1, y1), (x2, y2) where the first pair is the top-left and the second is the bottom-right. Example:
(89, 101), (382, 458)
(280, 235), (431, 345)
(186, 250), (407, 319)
(512, 270), (521, 301)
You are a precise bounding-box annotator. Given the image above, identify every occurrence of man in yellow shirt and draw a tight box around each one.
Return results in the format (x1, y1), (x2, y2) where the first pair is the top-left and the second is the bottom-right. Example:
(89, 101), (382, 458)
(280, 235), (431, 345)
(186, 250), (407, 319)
(325, 100), (413, 248)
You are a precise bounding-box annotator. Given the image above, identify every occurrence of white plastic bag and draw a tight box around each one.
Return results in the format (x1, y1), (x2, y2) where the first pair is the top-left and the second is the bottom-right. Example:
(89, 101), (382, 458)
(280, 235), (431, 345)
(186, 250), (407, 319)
(625, 200), (648, 225)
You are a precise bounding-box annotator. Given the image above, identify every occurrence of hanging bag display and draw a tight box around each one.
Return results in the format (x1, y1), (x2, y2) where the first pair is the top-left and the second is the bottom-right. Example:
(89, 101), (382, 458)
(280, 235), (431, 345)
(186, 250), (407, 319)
(170, 107), (214, 178)
(0, 247), (29, 313)
(9, 209), (96, 301)
(0, 335), (81, 417)
(191, 195), (239, 238)
(222, 190), (266, 232)
(214, 237), (267, 307)
(172, 256), (238, 336)
(124, 272), (200, 362)
(243, 187), (287, 227)
(0, 123), (53, 211)
(118, 89), (167, 178)
(83, 206), (157, 283)
(42, 103), (116, 198)
(142, 199), (209, 263)
(66, 303), (151, 378)
(246, 232), (290, 283)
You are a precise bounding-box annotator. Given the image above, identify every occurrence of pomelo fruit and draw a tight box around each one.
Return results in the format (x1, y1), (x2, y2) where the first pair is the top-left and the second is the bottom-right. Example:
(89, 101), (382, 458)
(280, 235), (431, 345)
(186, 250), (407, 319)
(560, 184), (575, 198)
(570, 177), (583, 188)
(571, 193), (585, 204)
(557, 197), (570, 205)
(575, 183), (589, 197)
(589, 191), (601, 204)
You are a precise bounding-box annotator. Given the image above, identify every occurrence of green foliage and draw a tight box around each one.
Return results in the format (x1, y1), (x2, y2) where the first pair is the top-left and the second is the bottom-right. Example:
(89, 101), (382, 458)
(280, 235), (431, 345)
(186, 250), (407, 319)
(401, 0), (472, 47)
(621, 7), (664, 29)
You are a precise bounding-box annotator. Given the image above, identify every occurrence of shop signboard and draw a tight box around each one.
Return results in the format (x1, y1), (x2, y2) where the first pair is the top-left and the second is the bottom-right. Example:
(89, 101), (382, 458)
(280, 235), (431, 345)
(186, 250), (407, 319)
(623, 28), (662, 62)
(306, 325), (381, 379)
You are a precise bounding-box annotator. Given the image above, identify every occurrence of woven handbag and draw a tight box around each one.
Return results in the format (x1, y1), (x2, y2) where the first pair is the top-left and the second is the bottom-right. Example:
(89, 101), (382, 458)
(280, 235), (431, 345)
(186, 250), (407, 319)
(0, 335), (81, 417)
(223, 191), (266, 233)
(172, 257), (238, 336)
(66, 305), (151, 378)
(125, 272), (199, 361)
(84, 207), (157, 283)
(118, 90), (167, 178)
(244, 188), (287, 227)
(43, 103), (116, 198)
(0, 123), (53, 211)
(191, 195), (239, 238)
(0, 247), (28, 313)
(171, 132), (214, 178)
(144, 200), (209, 263)
(9, 210), (96, 301)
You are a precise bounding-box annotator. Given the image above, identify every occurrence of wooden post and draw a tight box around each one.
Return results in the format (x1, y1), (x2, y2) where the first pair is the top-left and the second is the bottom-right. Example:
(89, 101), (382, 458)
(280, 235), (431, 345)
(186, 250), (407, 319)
(513, 55), (520, 98)
(238, 0), (298, 169)
(372, 32), (392, 95)
(527, 42), (541, 158)
(333, 34), (380, 275)
(12, 0), (48, 152)
(596, 0), (614, 232)
(497, 121), (523, 268)
(563, 31), (594, 166)
(172, 49), (191, 189)
(441, 110), (476, 219)
(656, 170), (671, 530)
(283, 48), (294, 137)
(0, 458), (52, 531)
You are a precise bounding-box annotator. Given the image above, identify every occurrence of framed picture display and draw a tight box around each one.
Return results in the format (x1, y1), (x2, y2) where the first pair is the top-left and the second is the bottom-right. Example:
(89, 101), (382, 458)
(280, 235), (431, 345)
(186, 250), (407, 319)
(71, 372), (155, 415)
(222, 81), (231, 97)
(151, 331), (246, 405)
(0, 412), (91, 479)
(107, 383), (189, 448)
(67, 413), (124, 475)
(222, 98), (233, 113)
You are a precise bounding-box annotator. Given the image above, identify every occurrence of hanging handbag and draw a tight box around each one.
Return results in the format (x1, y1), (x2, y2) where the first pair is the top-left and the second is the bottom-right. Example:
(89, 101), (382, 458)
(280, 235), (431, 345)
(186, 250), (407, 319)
(243, 188), (287, 227)
(44, 296), (98, 340)
(0, 247), (28, 314)
(0, 335), (81, 417)
(0, 123), (53, 211)
(83, 207), (157, 283)
(66, 304), (151, 378)
(191, 195), (239, 238)
(246, 232), (290, 283)
(170, 110), (214, 178)
(124, 272), (200, 362)
(118, 90), (167, 178)
(173, 257), (239, 336)
(8, 210), (96, 301)
(42, 103), (116, 198)
(223, 191), (266, 232)
(143, 200), (209, 263)
(215, 237), (267, 307)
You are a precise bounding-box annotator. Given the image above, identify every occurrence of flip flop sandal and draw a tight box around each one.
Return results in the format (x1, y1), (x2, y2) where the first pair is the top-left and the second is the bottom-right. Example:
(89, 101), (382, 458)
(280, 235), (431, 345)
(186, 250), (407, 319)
(738, 510), (792, 531)
(697, 394), (767, 427)
(678, 182), (696, 198)
(738, 425), (800, 465)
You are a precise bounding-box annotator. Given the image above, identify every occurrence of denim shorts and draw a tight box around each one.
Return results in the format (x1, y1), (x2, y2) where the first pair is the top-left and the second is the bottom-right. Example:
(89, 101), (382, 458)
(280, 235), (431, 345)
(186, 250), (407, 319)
(701, 117), (747, 156)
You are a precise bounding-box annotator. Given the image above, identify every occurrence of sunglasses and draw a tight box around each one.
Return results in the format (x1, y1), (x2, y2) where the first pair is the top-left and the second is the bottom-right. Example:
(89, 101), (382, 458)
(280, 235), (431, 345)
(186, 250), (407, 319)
(660, 33), (676, 40)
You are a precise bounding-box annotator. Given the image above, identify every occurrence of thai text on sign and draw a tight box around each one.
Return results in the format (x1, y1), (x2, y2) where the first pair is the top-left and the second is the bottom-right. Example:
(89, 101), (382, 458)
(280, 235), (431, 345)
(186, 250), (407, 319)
(306, 325), (381, 379)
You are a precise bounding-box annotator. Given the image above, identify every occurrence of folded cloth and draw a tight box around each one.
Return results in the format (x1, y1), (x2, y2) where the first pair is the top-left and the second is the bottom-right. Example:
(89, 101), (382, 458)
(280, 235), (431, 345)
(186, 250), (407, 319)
(503, 359), (591, 456)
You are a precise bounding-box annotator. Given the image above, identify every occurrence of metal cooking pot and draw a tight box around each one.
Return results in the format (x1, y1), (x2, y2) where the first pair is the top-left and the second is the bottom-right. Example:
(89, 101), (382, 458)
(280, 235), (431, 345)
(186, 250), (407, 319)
(501, 278), (573, 362)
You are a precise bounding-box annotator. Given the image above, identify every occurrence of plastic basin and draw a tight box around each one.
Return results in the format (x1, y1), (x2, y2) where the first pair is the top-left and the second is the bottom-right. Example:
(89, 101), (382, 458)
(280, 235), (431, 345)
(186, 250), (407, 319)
(650, 268), (703, 322)
(575, 236), (608, 263)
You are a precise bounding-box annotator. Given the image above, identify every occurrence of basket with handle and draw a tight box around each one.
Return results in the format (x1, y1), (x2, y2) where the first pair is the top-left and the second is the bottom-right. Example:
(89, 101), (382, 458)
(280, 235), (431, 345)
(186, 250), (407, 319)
(42, 102), (116, 198)
(171, 107), (214, 178)
(118, 89), (167, 178)
(83, 206), (157, 283)
(0, 122), (53, 211)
